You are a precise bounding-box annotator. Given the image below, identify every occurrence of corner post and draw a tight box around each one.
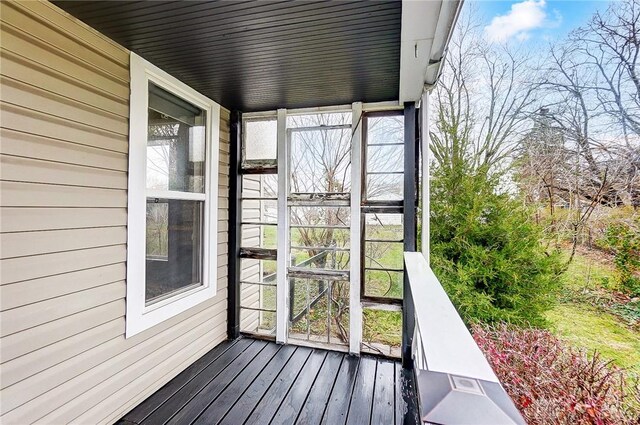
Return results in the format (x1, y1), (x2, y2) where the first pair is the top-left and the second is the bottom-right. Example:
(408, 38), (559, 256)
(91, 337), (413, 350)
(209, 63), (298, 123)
(402, 102), (418, 368)
(228, 110), (242, 339)
(420, 91), (431, 264)
(276, 108), (289, 344)
(349, 102), (363, 355)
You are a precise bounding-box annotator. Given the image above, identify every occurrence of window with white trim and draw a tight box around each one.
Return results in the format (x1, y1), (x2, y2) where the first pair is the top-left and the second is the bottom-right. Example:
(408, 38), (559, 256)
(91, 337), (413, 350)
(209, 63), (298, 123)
(126, 53), (220, 337)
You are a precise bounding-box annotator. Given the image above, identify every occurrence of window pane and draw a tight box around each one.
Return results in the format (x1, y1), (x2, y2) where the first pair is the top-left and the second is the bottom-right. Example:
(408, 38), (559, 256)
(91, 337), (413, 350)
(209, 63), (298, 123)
(146, 201), (168, 259)
(241, 175), (278, 198)
(364, 241), (404, 270)
(290, 206), (349, 227)
(364, 269), (403, 299)
(366, 174), (403, 201)
(290, 128), (351, 193)
(241, 308), (276, 336)
(147, 83), (206, 193)
(243, 119), (277, 160)
(290, 227), (350, 249)
(367, 115), (403, 144)
(367, 144), (404, 173)
(241, 224), (277, 249)
(365, 213), (403, 241)
(291, 248), (350, 270)
(145, 199), (203, 303)
(240, 283), (276, 311)
(288, 278), (349, 346)
(242, 199), (277, 224)
(240, 258), (277, 284)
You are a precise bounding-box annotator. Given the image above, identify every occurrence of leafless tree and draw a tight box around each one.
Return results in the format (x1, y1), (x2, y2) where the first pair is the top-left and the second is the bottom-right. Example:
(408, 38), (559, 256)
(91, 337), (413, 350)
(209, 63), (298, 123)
(531, 0), (639, 206)
(515, 0), (640, 263)
(431, 12), (538, 175)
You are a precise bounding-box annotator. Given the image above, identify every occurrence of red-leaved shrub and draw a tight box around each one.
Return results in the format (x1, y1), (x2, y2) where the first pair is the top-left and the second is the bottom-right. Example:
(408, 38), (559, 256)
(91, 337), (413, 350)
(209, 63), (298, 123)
(472, 324), (640, 424)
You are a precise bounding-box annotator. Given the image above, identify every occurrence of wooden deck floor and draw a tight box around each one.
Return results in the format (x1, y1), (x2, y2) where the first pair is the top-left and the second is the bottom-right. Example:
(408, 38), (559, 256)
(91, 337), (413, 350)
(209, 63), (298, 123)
(118, 337), (420, 425)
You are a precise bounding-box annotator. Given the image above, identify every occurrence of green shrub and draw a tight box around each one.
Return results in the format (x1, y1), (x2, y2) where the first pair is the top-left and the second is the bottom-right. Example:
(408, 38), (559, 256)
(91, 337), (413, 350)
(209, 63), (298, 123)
(430, 167), (563, 326)
(602, 217), (640, 296)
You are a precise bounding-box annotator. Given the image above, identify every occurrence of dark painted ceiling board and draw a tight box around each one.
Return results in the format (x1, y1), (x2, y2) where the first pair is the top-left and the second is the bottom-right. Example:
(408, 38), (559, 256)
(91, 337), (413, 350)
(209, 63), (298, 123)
(193, 73), (397, 90)
(119, 8), (400, 54)
(189, 79), (396, 101)
(147, 39), (400, 75)
(180, 63), (399, 89)
(99, 1), (369, 38)
(176, 60), (399, 85)
(83, 1), (238, 27)
(141, 30), (400, 65)
(127, 25), (400, 59)
(67, 1), (161, 21)
(180, 70), (398, 104)
(53, 0), (402, 112)
(133, 23), (400, 59)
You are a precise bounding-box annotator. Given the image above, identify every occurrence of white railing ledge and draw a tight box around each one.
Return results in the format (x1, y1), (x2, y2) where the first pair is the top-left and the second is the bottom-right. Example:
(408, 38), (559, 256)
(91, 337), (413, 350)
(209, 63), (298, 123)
(404, 252), (498, 382)
(404, 252), (526, 425)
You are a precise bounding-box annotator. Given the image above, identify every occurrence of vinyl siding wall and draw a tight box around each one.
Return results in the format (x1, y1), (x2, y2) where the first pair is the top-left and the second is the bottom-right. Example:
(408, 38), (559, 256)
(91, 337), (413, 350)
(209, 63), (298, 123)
(0, 2), (230, 423)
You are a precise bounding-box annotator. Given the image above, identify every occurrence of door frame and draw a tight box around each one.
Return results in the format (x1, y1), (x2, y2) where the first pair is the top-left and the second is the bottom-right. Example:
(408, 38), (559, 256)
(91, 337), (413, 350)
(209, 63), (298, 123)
(275, 109), (363, 354)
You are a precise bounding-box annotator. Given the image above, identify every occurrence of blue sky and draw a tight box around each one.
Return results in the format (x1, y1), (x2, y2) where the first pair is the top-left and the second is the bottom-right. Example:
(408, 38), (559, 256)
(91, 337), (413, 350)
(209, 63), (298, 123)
(473, 0), (613, 44)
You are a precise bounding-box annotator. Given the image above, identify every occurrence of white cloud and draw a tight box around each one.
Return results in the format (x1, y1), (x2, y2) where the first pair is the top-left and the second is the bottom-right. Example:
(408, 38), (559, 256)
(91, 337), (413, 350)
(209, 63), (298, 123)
(484, 0), (552, 43)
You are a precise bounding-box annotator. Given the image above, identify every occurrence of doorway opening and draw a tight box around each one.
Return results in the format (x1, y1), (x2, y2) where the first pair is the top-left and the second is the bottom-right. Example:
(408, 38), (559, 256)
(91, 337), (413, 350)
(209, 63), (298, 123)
(237, 107), (406, 355)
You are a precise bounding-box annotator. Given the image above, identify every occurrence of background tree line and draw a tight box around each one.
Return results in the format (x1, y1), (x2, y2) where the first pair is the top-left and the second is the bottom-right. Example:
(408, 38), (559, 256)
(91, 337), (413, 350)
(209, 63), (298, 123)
(430, 0), (640, 325)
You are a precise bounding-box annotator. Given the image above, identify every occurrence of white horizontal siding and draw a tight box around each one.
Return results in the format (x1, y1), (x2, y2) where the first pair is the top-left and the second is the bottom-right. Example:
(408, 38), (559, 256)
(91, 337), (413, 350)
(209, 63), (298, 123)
(0, 2), (230, 424)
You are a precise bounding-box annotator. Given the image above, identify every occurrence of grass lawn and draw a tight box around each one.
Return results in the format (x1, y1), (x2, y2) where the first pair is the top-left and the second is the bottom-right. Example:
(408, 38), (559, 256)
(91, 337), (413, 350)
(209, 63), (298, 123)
(362, 308), (402, 347)
(545, 246), (640, 374)
(560, 246), (619, 292)
(545, 303), (640, 373)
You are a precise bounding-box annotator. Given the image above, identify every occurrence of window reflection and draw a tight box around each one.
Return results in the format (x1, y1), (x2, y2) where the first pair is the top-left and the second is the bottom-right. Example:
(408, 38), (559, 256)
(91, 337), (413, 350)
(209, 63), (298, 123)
(145, 199), (203, 303)
(146, 83), (206, 193)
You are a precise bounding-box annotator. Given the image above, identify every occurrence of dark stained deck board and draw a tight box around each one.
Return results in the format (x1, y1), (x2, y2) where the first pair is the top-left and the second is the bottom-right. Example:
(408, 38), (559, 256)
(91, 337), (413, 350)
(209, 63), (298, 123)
(217, 345), (298, 425)
(320, 354), (360, 425)
(270, 349), (328, 424)
(192, 342), (284, 425)
(345, 356), (378, 425)
(124, 339), (238, 423)
(118, 338), (419, 425)
(372, 360), (396, 424)
(243, 346), (314, 424)
(166, 340), (269, 424)
(295, 351), (344, 424)
(140, 338), (255, 425)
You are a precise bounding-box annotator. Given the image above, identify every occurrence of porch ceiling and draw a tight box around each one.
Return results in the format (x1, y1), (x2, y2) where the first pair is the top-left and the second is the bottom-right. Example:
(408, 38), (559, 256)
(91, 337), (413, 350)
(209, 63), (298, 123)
(53, 0), (402, 112)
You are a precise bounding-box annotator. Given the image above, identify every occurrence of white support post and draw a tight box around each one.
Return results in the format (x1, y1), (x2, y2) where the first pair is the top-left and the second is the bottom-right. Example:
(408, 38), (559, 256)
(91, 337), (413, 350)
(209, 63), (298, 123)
(349, 102), (363, 354)
(421, 91), (430, 263)
(276, 108), (289, 344)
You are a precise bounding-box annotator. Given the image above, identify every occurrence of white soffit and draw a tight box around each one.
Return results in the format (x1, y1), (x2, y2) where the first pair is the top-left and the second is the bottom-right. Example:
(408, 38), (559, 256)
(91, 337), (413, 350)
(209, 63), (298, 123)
(399, 0), (463, 103)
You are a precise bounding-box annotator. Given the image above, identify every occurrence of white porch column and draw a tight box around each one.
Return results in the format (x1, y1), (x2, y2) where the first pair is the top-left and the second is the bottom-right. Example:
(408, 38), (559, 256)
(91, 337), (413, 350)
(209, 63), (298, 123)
(421, 90), (430, 264)
(276, 108), (289, 344)
(349, 102), (363, 354)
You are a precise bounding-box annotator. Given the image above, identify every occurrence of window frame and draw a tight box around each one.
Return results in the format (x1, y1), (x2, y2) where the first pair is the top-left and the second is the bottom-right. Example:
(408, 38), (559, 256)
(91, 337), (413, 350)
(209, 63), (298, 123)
(237, 115), (279, 338)
(360, 110), (405, 305)
(126, 53), (220, 338)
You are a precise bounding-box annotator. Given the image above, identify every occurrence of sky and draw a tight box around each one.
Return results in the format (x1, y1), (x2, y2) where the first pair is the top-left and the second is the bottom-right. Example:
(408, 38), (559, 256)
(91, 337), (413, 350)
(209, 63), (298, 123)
(474, 0), (613, 44)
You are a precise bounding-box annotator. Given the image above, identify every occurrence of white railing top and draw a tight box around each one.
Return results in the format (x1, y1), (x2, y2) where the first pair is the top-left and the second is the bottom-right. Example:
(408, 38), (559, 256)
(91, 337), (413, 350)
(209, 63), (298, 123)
(404, 252), (498, 382)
